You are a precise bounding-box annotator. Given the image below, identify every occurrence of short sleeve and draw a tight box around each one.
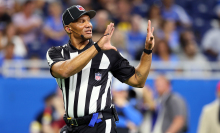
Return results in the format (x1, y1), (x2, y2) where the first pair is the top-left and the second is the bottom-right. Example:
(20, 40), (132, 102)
(170, 94), (187, 117)
(109, 50), (135, 82)
(46, 47), (65, 76)
(201, 30), (216, 50)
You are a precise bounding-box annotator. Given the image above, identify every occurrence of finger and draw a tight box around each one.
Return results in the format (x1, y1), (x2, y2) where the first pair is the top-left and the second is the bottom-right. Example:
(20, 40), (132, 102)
(110, 27), (115, 37)
(105, 23), (110, 34)
(148, 20), (151, 33)
(107, 23), (112, 32)
(111, 23), (114, 29)
(104, 25), (108, 34)
(109, 23), (114, 33)
(108, 23), (112, 33)
(151, 27), (154, 35)
(106, 23), (114, 35)
(147, 20), (149, 33)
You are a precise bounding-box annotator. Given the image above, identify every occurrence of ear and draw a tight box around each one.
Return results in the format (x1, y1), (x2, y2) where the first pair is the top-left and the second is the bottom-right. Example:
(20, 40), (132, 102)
(64, 25), (71, 34)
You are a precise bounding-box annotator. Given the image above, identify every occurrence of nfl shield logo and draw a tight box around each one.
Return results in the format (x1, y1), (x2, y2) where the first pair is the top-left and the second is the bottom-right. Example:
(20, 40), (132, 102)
(95, 73), (102, 81)
(76, 5), (85, 11)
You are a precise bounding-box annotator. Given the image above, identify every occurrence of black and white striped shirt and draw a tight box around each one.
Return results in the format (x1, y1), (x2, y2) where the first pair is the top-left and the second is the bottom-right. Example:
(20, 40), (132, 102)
(46, 39), (135, 118)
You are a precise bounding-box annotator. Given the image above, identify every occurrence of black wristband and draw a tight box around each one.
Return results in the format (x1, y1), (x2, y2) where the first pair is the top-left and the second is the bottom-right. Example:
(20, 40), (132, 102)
(94, 43), (101, 52)
(143, 49), (153, 55)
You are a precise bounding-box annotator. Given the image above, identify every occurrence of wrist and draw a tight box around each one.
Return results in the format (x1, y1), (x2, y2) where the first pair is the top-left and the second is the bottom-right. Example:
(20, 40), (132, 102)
(94, 43), (101, 52)
(145, 47), (153, 50)
(143, 49), (153, 55)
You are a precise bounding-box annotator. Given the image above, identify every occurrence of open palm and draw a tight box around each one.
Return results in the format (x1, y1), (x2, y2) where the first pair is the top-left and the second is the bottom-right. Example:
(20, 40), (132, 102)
(97, 23), (117, 51)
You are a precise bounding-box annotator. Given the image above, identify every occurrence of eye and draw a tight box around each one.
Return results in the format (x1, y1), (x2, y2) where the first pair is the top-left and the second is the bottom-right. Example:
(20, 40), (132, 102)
(80, 20), (85, 23)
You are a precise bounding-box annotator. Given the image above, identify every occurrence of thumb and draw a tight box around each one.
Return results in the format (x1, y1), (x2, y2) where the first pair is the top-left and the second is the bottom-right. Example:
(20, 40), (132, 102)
(110, 45), (117, 51)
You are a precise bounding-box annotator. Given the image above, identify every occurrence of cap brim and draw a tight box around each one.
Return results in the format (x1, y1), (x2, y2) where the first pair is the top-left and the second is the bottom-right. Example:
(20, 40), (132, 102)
(76, 10), (96, 21)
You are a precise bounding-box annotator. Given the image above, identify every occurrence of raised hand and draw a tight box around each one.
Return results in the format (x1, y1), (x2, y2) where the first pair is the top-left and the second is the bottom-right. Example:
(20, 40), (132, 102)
(97, 22), (117, 51)
(145, 20), (155, 50)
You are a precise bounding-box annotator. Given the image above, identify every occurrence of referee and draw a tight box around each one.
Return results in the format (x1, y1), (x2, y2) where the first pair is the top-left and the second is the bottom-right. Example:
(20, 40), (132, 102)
(46, 5), (154, 133)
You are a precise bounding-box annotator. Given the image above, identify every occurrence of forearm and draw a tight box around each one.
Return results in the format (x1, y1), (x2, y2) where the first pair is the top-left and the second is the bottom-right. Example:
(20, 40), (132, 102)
(122, 104), (143, 126)
(43, 28), (66, 39)
(43, 28), (54, 38)
(124, 52), (152, 88)
(143, 96), (156, 110)
(0, 36), (3, 51)
(134, 52), (152, 87)
(53, 45), (98, 78)
(205, 49), (218, 57)
(166, 116), (185, 133)
(142, 86), (156, 110)
(125, 21), (154, 87)
(17, 25), (35, 34)
(116, 116), (127, 128)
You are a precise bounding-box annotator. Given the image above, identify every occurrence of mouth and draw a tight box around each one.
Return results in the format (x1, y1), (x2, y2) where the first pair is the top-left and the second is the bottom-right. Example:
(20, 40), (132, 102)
(85, 30), (92, 34)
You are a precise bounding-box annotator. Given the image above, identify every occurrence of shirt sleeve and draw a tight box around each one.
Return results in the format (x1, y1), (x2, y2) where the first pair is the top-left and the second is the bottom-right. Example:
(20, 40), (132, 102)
(201, 30), (216, 50)
(170, 94), (187, 117)
(46, 46), (65, 76)
(44, 18), (52, 29)
(122, 103), (143, 126)
(109, 50), (135, 83)
(197, 105), (211, 133)
(175, 5), (191, 25)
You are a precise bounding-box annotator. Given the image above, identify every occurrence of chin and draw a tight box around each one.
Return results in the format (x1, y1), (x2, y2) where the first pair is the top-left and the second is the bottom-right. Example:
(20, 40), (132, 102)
(83, 34), (92, 40)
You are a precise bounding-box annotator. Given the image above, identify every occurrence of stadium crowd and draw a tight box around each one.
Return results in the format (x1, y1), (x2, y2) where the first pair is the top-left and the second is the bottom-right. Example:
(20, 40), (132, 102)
(1, 0), (220, 64)
(1, 0), (220, 133)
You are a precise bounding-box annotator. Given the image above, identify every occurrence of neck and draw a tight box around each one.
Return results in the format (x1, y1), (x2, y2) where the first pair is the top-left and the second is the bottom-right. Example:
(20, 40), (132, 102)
(164, 5), (171, 10)
(24, 11), (31, 18)
(160, 52), (170, 60)
(54, 15), (60, 20)
(187, 54), (194, 59)
(7, 35), (13, 40)
(70, 35), (89, 50)
(160, 89), (170, 97)
(5, 54), (13, 60)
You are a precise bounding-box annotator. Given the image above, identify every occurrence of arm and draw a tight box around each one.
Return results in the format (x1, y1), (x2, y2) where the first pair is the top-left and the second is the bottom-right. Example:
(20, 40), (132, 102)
(16, 24), (37, 34)
(124, 20), (154, 88)
(113, 95), (142, 126)
(204, 49), (218, 57)
(116, 116), (127, 128)
(50, 23), (116, 78)
(0, 32), (3, 51)
(43, 26), (66, 40)
(16, 19), (42, 34)
(142, 86), (156, 110)
(197, 107), (209, 133)
(116, 116), (138, 131)
(166, 95), (187, 133)
(13, 15), (40, 34)
(201, 30), (218, 57)
(166, 116), (185, 133)
(51, 45), (98, 78)
(122, 103), (143, 126)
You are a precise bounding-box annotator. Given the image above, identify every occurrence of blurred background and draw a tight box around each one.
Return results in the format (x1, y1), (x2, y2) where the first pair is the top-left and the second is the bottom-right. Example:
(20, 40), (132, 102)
(0, 0), (220, 133)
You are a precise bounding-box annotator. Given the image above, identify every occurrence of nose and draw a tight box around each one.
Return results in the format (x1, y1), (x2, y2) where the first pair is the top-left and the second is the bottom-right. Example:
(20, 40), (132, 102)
(85, 20), (92, 28)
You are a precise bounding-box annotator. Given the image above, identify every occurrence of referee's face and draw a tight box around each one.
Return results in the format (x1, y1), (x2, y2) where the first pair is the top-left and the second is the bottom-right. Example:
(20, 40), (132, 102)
(69, 15), (93, 39)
